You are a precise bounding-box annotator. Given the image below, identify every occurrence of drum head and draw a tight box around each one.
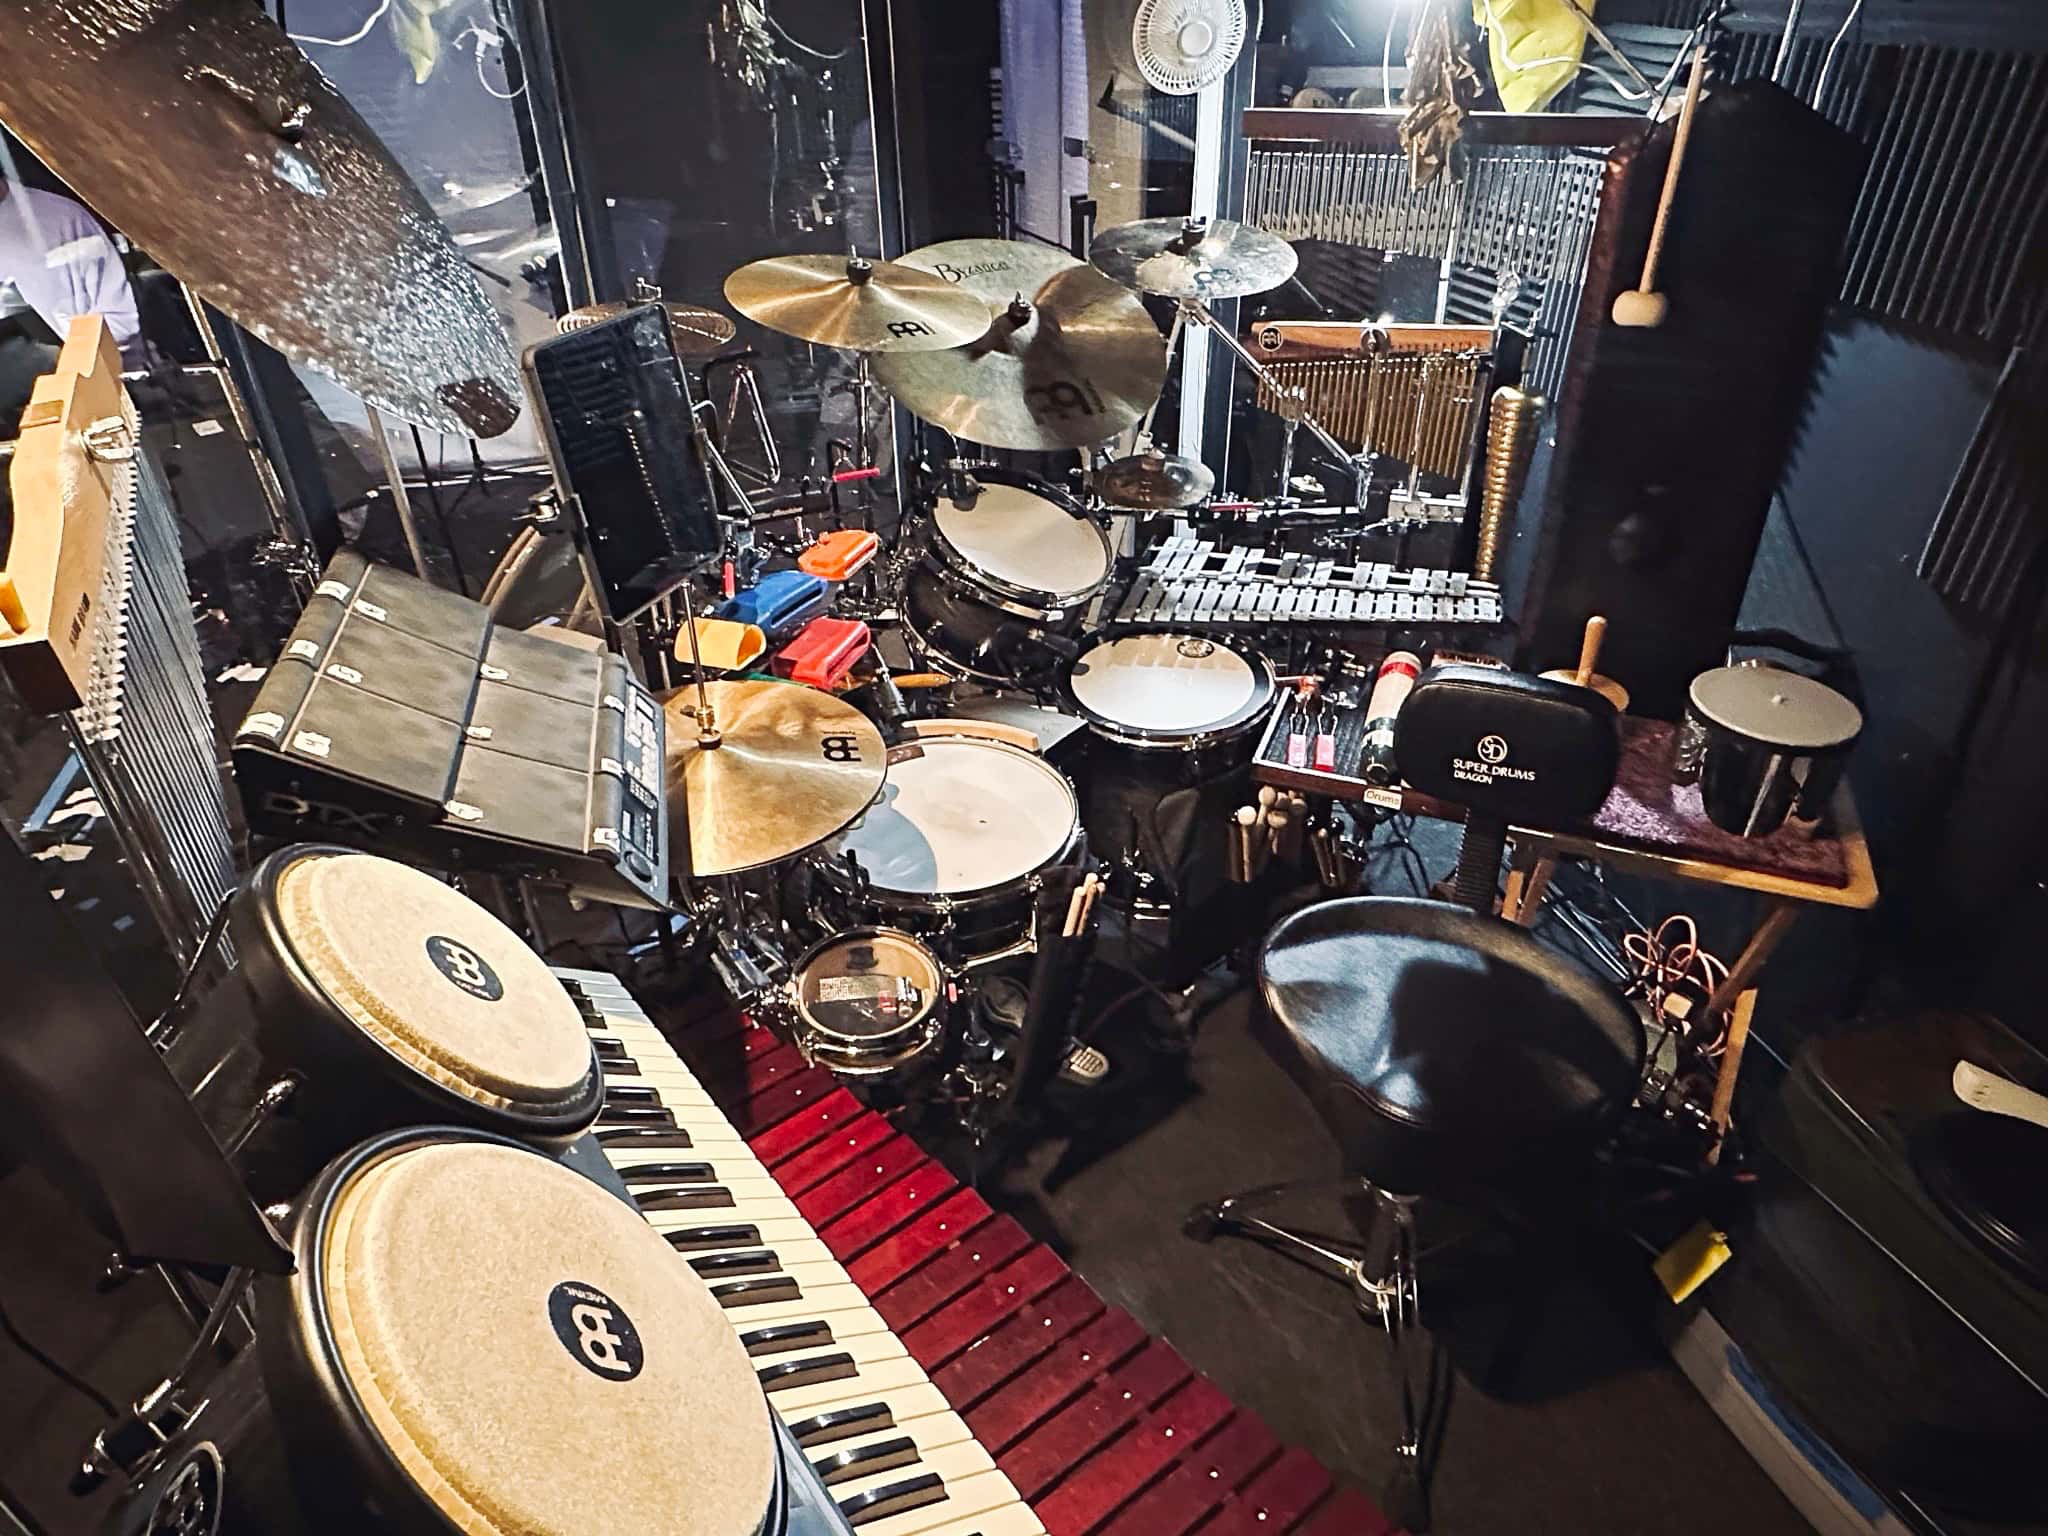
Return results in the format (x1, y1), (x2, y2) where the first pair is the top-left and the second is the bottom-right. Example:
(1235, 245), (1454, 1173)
(1071, 632), (1268, 737)
(275, 852), (594, 1111)
(796, 929), (941, 1044)
(827, 738), (1077, 897)
(933, 482), (1108, 603)
(316, 1139), (776, 1536)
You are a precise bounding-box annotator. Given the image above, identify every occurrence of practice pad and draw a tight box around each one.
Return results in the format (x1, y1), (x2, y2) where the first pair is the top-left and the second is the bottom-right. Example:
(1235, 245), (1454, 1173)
(322, 1140), (776, 1536)
(275, 852), (593, 1110)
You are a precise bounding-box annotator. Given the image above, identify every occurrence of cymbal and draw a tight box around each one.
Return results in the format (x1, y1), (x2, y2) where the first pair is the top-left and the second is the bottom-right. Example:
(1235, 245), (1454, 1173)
(559, 301), (737, 360)
(662, 680), (886, 878)
(870, 266), (1168, 451)
(1090, 215), (1299, 301)
(723, 253), (989, 353)
(893, 239), (1087, 319)
(1096, 449), (1215, 510)
(0, 0), (519, 437)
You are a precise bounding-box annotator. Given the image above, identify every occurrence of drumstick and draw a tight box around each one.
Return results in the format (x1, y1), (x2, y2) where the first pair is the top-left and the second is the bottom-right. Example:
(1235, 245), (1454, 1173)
(1256, 785), (1279, 833)
(1075, 873), (1102, 933)
(1574, 615), (1607, 687)
(1706, 988), (1758, 1166)
(1237, 805), (1264, 879)
(1227, 807), (1253, 882)
(1613, 43), (1708, 329)
(1061, 877), (1088, 938)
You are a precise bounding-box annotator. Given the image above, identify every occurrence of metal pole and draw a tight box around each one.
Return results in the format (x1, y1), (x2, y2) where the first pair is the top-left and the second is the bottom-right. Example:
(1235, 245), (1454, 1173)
(363, 403), (432, 581)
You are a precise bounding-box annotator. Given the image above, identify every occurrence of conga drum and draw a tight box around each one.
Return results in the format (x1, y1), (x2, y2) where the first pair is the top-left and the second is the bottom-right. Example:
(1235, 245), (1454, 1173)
(252, 1128), (784, 1534)
(160, 846), (604, 1204)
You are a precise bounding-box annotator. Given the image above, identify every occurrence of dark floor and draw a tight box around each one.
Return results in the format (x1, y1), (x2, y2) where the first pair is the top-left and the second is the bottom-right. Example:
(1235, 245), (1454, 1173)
(985, 983), (1808, 1536)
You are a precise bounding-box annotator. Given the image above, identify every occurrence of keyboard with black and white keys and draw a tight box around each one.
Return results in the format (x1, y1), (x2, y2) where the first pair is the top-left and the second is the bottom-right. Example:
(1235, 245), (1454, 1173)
(557, 968), (1042, 1536)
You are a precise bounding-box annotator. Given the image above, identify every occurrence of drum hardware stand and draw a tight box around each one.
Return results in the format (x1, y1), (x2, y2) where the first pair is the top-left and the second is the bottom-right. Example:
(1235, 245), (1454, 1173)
(73, 1267), (257, 1493)
(363, 402), (434, 583)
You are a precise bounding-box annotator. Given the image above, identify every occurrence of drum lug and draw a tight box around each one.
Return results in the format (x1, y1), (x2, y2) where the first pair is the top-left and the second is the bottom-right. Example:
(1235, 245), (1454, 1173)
(223, 1075), (300, 1157)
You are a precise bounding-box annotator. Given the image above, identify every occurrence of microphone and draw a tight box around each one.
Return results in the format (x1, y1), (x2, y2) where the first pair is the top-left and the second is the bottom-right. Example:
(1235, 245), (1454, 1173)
(943, 458), (982, 510)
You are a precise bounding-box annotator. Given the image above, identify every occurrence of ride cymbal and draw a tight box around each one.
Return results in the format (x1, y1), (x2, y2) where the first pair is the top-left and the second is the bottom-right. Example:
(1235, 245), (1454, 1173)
(1096, 449), (1215, 510)
(871, 265), (1167, 451)
(0, 0), (519, 437)
(662, 681), (886, 878)
(723, 253), (988, 353)
(1090, 215), (1299, 300)
(559, 301), (737, 360)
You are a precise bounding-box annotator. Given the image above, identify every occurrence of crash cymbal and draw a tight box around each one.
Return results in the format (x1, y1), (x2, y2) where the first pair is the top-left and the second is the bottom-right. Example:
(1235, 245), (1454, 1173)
(893, 239), (1087, 319)
(871, 266), (1168, 451)
(1096, 449), (1215, 510)
(1090, 215), (1299, 301)
(662, 680), (886, 878)
(559, 301), (737, 360)
(0, 0), (519, 437)
(723, 253), (989, 353)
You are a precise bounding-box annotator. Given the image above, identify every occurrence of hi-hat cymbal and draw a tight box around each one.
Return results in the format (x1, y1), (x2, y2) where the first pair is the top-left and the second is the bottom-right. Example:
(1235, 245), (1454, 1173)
(893, 239), (1087, 318)
(1090, 215), (1299, 300)
(871, 266), (1168, 451)
(723, 254), (989, 353)
(0, 0), (519, 437)
(1096, 449), (1215, 510)
(663, 681), (886, 878)
(559, 301), (737, 360)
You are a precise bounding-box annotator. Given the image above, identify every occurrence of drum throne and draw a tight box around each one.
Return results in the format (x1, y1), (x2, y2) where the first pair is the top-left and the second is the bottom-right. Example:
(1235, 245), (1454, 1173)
(1186, 666), (1646, 1530)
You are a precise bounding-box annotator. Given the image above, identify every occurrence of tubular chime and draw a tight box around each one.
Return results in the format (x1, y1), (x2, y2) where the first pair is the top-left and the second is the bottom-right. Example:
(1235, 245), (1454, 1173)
(1474, 384), (1545, 581)
(1252, 350), (1487, 482)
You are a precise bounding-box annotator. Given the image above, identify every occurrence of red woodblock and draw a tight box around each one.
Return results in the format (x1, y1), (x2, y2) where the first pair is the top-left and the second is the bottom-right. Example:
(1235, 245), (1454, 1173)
(747, 1088), (866, 1168)
(818, 1161), (962, 1258)
(1103, 1411), (1285, 1536)
(772, 1114), (897, 1197)
(968, 1312), (1152, 1453)
(930, 1274), (1104, 1410)
(1032, 1378), (1235, 1536)
(794, 1134), (930, 1228)
(1297, 1486), (1394, 1536)
(901, 1247), (1070, 1368)
(1196, 1448), (1334, 1535)
(871, 1215), (1028, 1331)
(728, 1068), (840, 1138)
(848, 1192), (1004, 1298)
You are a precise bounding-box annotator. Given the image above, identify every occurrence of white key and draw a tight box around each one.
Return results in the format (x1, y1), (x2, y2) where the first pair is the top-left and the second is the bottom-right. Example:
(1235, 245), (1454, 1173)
(714, 1280), (876, 1327)
(849, 1467), (1023, 1536)
(807, 1410), (976, 1477)
(769, 1355), (933, 1417)
(832, 1439), (999, 1519)
(785, 1384), (961, 1448)
(877, 1505), (1043, 1536)
(654, 1214), (819, 1250)
(738, 1294), (897, 1345)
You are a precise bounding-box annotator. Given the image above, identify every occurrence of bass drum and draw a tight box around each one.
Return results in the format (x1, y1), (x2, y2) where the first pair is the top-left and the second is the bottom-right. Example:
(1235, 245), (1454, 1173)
(250, 1128), (784, 1536)
(158, 845), (604, 1207)
(481, 524), (594, 631)
(818, 734), (1083, 963)
(899, 469), (1110, 687)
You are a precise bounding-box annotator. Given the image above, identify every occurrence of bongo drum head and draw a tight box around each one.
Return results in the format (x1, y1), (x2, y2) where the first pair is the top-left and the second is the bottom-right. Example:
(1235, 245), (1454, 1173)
(276, 853), (593, 1110)
(933, 483), (1108, 601)
(828, 738), (1077, 897)
(320, 1141), (775, 1536)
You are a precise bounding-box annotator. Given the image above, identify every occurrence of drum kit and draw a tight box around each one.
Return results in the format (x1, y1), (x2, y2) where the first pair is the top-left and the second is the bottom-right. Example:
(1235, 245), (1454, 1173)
(633, 215), (1330, 1097)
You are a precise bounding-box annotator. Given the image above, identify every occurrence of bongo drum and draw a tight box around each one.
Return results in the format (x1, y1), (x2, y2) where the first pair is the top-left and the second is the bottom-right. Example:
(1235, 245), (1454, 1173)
(255, 1128), (781, 1536)
(160, 846), (603, 1204)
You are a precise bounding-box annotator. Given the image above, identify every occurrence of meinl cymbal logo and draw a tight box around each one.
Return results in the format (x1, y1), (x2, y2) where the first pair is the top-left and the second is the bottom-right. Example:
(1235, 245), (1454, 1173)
(547, 1281), (644, 1380)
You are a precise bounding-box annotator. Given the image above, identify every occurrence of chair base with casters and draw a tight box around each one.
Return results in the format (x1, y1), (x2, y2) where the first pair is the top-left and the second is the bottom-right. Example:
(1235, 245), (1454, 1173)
(1185, 667), (1642, 1531)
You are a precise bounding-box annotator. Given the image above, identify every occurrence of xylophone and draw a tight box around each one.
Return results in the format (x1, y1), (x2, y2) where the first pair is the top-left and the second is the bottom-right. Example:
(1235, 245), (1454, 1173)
(1112, 536), (1504, 631)
(559, 968), (1392, 1536)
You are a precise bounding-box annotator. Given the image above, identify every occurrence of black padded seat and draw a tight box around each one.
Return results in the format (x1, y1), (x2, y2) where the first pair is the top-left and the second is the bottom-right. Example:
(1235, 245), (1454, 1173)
(1259, 896), (1645, 1197)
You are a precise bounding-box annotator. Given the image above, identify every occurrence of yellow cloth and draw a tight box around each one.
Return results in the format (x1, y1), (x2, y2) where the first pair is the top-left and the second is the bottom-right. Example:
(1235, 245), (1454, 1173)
(1474, 0), (1591, 114)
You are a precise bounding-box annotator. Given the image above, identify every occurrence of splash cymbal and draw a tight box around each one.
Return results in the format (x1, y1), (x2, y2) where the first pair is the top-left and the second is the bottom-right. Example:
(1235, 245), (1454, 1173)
(1090, 215), (1299, 300)
(559, 301), (737, 360)
(662, 680), (886, 878)
(723, 253), (989, 353)
(871, 265), (1167, 451)
(1096, 449), (1215, 510)
(0, 0), (519, 436)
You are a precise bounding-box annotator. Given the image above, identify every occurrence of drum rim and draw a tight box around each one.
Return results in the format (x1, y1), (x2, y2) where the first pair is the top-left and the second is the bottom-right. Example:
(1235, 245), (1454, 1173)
(258, 1126), (786, 1536)
(791, 926), (943, 1048)
(234, 844), (606, 1141)
(1067, 629), (1280, 751)
(923, 469), (1110, 610)
(823, 736), (1083, 905)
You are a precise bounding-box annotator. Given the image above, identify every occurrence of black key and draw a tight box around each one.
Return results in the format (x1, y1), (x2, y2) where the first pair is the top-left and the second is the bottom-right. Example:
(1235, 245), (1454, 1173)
(596, 1126), (691, 1150)
(597, 1105), (676, 1128)
(603, 1084), (661, 1106)
(596, 1052), (640, 1075)
(739, 1320), (834, 1357)
(634, 1185), (736, 1213)
(620, 1161), (715, 1186)
(665, 1224), (760, 1253)
(811, 1437), (921, 1487)
(690, 1249), (778, 1278)
(591, 1033), (630, 1057)
(758, 1352), (859, 1393)
(838, 1473), (947, 1527)
(787, 1403), (895, 1449)
(710, 1275), (802, 1308)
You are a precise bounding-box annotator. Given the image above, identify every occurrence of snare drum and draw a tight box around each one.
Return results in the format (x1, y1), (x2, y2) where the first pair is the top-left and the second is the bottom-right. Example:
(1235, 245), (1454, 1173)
(160, 846), (603, 1205)
(900, 469), (1110, 685)
(252, 1128), (783, 1535)
(787, 928), (949, 1075)
(819, 735), (1083, 961)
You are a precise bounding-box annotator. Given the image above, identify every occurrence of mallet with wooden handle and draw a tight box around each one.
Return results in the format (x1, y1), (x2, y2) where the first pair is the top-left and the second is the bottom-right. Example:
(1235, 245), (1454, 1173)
(1613, 43), (1709, 329)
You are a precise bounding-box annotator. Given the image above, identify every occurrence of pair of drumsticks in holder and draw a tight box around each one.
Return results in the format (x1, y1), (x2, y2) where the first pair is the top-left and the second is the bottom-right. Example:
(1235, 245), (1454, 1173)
(1060, 872), (1103, 939)
(1228, 787), (1354, 890)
